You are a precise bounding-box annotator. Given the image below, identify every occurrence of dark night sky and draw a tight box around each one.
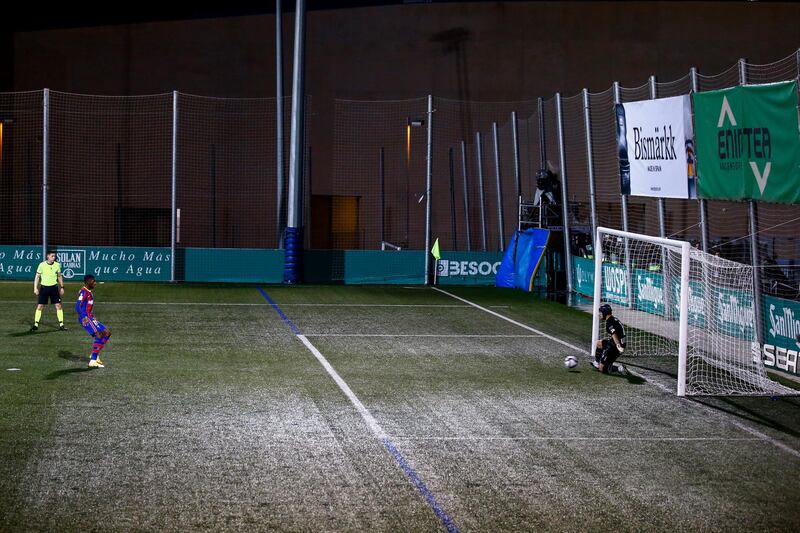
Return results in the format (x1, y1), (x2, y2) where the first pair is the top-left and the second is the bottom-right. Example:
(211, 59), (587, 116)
(2, 1), (517, 31)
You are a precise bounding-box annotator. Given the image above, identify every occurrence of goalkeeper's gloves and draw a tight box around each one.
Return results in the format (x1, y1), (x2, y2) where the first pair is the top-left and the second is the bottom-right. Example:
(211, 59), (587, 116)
(616, 344), (625, 353)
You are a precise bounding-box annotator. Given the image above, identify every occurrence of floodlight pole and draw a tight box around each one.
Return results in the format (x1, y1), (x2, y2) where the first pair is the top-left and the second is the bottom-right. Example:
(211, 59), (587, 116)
(284, 0), (306, 283)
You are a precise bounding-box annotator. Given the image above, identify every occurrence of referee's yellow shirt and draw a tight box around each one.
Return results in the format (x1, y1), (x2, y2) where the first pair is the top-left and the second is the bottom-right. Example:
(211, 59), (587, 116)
(36, 261), (61, 287)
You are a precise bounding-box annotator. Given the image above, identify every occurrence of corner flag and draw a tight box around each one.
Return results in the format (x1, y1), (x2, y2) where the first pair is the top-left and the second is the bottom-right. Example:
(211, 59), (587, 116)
(431, 238), (441, 260)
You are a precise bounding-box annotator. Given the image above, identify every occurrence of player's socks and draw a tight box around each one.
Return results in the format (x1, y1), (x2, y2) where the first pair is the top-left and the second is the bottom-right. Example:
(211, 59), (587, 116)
(34, 309), (42, 326)
(56, 308), (64, 326)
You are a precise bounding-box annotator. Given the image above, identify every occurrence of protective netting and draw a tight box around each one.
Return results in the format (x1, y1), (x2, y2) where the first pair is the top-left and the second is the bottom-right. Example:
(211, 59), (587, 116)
(48, 92), (173, 248)
(0, 90), (44, 245)
(0, 50), (797, 292)
(177, 93), (291, 249)
(596, 229), (797, 396)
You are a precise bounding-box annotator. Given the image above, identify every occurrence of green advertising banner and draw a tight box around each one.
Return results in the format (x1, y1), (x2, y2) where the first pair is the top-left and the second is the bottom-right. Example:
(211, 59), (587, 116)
(184, 248), (283, 283)
(761, 295), (800, 375)
(670, 276), (706, 328)
(0, 246), (171, 281)
(570, 256), (628, 305)
(573, 256), (595, 297)
(632, 269), (666, 317)
(694, 80), (800, 204)
(436, 252), (505, 285)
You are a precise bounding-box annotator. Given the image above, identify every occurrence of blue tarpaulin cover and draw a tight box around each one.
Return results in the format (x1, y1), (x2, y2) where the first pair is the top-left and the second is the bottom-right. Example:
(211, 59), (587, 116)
(495, 228), (549, 291)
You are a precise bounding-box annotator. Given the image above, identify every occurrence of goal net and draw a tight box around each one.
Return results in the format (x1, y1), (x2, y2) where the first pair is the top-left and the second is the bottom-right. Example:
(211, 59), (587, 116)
(591, 227), (796, 396)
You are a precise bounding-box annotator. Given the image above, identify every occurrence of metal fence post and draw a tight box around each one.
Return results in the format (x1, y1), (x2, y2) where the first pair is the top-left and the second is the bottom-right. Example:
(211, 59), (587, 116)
(690, 67), (710, 253)
(582, 89), (598, 243)
(475, 131), (487, 251)
(448, 147), (457, 249)
(649, 75), (673, 318)
(555, 92), (573, 295)
(460, 140), (472, 251)
(537, 97), (546, 169)
(649, 75), (667, 240)
(511, 111), (521, 202)
(276, 0), (285, 248)
(380, 146), (385, 245)
(613, 81), (633, 307)
(739, 57), (764, 344)
(42, 89), (49, 258)
(424, 94), (433, 284)
(492, 122), (505, 250)
(171, 91), (178, 282)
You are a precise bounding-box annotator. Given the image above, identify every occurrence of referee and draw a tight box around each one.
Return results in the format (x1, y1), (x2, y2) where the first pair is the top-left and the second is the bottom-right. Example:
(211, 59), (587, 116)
(31, 250), (66, 332)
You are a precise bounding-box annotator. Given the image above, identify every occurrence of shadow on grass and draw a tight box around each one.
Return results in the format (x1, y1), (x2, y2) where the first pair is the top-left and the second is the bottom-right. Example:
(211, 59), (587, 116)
(58, 350), (85, 363)
(44, 351), (92, 380)
(611, 371), (647, 385)
(624, 361), (800, 439)
(45, 367), (93, 380)
(8, 329), (60, 337)
(691, 396), (800, 440)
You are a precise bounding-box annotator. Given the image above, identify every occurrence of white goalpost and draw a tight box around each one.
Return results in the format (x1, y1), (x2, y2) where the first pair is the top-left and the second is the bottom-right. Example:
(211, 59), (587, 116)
(591, 227), (796, 397)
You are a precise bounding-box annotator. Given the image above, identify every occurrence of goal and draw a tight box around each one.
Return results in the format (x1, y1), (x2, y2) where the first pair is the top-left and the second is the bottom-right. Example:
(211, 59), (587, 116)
(590, 227), (795, 396)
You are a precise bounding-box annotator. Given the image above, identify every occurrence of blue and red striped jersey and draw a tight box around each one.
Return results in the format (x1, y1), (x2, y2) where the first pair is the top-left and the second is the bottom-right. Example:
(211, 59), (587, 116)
(75, 287), (95, 319)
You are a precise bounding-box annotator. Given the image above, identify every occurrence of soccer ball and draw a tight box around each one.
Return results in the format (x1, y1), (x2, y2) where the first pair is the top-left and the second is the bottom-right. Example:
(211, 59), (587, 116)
(564, 355), (578, 369)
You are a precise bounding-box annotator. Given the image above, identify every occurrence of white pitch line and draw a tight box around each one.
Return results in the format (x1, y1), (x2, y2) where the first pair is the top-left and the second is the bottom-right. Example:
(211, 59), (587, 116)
(432, 287), (800, 459)
(304, 333), (542, 338)
(393, 436), (761, 442)
(729, 420), (800, 459)
(432, 287), (585, 353)
(297, 334), (387, 440)
(0, 301), (507, 308)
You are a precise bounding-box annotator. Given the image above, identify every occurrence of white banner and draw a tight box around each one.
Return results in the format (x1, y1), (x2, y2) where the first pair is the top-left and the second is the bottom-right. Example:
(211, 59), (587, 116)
(616, 95), (695, 199)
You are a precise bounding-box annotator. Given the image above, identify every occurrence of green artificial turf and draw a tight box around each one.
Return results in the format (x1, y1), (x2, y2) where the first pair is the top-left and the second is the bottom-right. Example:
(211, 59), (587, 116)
(1, 282), (799, 531)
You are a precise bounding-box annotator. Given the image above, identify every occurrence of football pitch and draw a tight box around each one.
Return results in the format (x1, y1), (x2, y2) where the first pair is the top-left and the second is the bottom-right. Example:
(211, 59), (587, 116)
(1, 282), (799, 531)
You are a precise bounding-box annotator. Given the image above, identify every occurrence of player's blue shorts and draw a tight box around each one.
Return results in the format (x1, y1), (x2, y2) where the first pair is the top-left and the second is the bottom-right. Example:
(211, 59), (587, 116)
(80, 316), (107, 336)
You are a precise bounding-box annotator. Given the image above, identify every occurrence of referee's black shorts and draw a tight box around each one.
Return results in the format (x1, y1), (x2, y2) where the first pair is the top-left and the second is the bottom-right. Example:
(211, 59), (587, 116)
(38, 285), (62, 305)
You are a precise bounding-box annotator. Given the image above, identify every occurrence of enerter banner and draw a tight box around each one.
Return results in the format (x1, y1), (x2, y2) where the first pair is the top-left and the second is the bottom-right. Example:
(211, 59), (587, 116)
(694, 80), (800, 204)
(616, 95), (695, 199)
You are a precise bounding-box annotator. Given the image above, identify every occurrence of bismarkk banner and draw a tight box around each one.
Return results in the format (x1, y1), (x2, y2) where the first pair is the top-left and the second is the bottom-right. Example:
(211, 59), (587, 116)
(0, 246), (171, 281)
(694, 80), (800, 204)
(615, 95), (695, 199)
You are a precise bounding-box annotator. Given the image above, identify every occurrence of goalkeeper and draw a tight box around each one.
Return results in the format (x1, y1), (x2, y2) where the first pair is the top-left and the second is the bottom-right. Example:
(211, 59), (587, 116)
(593, 303), (627, 374)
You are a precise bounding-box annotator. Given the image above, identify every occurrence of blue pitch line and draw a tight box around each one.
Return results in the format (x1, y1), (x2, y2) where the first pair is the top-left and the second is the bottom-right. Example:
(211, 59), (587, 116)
(383, 438), (460, 533)
(256, 287), (461, 533)
(257, 286), (301, 335)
